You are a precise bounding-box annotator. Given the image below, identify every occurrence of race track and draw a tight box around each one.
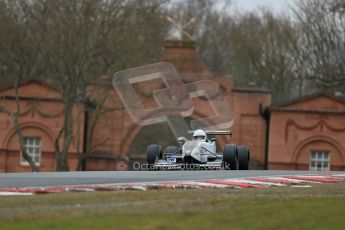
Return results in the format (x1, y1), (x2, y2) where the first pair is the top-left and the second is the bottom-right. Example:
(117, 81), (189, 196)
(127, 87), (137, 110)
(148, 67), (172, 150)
(0, 170), (343, 188)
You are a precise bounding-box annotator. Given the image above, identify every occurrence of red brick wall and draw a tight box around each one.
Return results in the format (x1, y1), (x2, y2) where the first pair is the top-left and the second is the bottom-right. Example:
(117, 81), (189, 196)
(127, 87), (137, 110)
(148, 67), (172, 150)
(231, 89), (271, 169)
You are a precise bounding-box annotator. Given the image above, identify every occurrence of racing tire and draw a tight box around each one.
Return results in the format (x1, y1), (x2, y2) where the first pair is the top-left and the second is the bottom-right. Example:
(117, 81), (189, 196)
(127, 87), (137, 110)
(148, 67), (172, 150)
(164, 146), (180, 154)
(223, 144), (238, 170)
(147, 144), (162, 166)
(237, 145), (250, 170)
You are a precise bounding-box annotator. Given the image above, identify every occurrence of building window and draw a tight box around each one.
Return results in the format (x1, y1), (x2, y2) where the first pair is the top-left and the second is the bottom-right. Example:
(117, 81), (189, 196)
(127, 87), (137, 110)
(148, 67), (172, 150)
(20, 137), (41, 166)
(309, 151), (330, 171)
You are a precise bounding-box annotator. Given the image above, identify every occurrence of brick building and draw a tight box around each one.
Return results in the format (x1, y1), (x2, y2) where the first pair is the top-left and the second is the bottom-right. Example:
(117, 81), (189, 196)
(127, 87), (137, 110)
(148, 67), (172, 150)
(0, 39), (344, 172)
(268, 92), (345, 171)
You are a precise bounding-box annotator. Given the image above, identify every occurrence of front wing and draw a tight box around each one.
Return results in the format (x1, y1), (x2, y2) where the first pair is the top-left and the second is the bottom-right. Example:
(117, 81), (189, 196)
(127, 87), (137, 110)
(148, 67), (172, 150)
(152, 158), (223, 170)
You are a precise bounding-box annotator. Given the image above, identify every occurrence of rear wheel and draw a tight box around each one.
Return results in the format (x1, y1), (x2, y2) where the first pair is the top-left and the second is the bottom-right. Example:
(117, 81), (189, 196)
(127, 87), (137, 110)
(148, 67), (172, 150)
(147, 144), (161, 166)
(223, 144), (238, 170)
(238, 145), (250, 170)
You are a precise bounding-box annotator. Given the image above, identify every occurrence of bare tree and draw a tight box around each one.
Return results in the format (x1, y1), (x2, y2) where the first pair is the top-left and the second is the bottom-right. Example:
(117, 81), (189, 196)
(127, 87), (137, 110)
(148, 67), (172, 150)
(198, 10), (297, 102)
(0, 0), (168, 171)
(76, 80), (124, 171)
(0, 1), (44, 171)
(292, 0), (345, 93)
(171, 0), (345, 102)
(30, 0), (167, 171)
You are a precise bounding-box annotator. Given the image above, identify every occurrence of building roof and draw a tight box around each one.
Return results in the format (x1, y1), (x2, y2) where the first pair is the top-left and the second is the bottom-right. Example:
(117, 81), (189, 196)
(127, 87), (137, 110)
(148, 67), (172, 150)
(0, 79), (62, 101)
(232, 87), (272, 95)
(269, 91), (345, 113)
(0, 79), (59, 92)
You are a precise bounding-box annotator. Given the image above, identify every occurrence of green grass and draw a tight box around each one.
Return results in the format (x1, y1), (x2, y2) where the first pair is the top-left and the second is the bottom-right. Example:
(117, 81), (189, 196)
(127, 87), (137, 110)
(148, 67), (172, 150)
(1, 184), (345, 230)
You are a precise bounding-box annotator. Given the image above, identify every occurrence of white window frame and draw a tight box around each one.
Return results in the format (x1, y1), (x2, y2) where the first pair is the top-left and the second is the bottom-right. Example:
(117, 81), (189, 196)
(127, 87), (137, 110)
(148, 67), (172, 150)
(309, 150), (330, 171)
(20, 137), (41, 166)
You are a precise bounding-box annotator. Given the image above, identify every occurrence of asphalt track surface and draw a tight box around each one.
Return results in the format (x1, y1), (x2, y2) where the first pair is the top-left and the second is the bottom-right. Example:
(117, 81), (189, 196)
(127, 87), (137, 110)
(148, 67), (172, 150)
(0, 170), (344, 188)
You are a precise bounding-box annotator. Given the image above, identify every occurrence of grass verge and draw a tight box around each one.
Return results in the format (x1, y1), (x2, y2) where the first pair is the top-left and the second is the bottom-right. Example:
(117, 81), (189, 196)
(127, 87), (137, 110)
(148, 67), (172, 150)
(1, 184), (345, 230)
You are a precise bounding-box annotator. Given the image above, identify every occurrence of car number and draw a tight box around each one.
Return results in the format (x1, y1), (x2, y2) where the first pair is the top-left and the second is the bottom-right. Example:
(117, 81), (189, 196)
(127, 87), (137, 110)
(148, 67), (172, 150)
(167, 157), (176, 163)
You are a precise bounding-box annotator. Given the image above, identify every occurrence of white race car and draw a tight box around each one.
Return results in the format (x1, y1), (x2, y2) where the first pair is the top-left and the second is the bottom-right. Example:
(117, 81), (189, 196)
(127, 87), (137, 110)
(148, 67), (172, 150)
(146, 129), (249, 170)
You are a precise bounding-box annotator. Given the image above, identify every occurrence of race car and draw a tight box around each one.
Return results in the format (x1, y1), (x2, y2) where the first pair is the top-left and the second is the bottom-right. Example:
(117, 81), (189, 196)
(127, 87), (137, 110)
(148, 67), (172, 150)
(146, 129), (249, 170)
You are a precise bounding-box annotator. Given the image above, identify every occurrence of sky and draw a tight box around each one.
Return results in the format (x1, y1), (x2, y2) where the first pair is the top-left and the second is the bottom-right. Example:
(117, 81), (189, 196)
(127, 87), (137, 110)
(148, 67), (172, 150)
(170, 0), (297, 15)
(230, 0), (296, 14)
(169, 0), (297, 16)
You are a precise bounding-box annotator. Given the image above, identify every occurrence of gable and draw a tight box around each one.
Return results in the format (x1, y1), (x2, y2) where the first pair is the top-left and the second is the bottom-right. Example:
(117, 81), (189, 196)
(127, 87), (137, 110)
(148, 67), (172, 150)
(278, 93), (345, 112)
(0, 81), (61, 99)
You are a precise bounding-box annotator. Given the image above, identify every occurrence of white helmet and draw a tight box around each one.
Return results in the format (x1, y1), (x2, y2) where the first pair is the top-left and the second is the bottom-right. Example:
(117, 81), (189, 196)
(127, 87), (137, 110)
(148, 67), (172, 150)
(193, 129), (207, 142)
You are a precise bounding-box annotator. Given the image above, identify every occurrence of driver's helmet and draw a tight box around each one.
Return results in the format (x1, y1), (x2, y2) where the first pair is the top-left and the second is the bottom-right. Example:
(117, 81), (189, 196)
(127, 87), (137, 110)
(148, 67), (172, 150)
(193, 129), (207, 142)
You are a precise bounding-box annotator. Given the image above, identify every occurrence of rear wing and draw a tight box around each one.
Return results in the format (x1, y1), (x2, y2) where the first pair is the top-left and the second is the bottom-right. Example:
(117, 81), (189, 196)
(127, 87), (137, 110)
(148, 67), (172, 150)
(187, 130), (232, 137)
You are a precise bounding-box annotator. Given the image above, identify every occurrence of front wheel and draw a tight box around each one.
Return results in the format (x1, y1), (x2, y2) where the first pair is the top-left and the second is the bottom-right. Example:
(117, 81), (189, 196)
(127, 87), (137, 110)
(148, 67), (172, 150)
(147, 144), (161, 165)
(223, 144), (238, 170)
